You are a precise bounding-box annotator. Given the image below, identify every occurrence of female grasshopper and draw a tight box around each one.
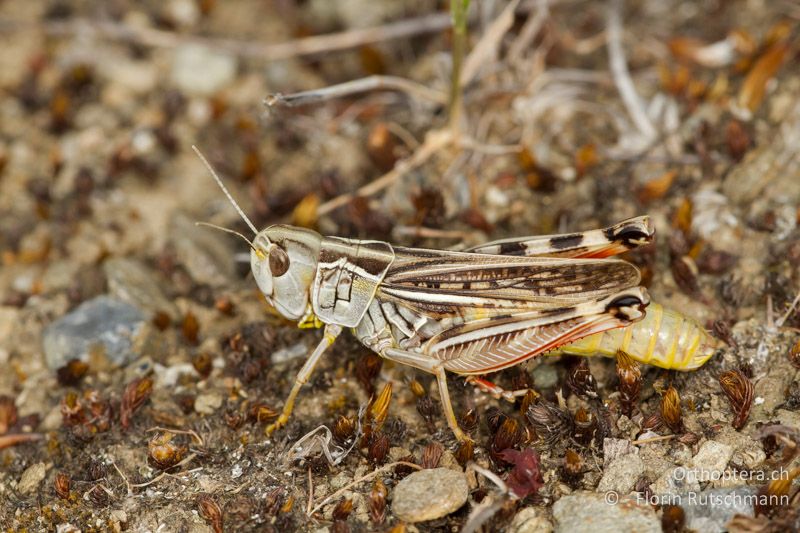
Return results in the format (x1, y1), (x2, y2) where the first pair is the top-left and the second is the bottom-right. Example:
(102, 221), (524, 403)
(194, 148), (715, 442)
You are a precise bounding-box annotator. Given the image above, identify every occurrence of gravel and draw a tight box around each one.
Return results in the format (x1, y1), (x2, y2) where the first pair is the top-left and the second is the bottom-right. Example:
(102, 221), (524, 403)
(391, 467), (469, 523)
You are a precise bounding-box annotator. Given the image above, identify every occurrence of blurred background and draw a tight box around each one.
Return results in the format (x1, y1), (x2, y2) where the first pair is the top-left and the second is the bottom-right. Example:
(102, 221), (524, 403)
(0, 1), (799, 531)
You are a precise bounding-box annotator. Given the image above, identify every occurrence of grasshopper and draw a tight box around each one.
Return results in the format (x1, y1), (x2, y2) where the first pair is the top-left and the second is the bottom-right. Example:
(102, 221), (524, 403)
(195, 148), (659, 442)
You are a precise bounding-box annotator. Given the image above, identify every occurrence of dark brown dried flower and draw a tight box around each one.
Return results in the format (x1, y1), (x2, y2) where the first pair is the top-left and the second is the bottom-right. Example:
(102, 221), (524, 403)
(332, 520), (351, 533)
(332, 415), (355, 446)
(789, 339), (800, 369)
(54, 472), (71, 499)
(355, 353), (383, 396)
(679, 432), (700, 445)
(56, 359), (89, 386)
(224, 409), (243, 430)
(408, 379), (426, 398)
(120, 377), (153, 430)
(519, 390), (540, 415)
(148, 431), (187, 469)
(368, 432), (390, 464)
(0, 395), (17, 435)
(566, 358), (598, 400)
(526, 401), (573, 445)
(88, 485), (110, 507)
(671, 257), (703, 300)
(420, 442), (443, 469)
(616, 351), (642, 418)
(711, 320), (736, 348)
(725, 119), (750, 161)
(756, 467), (800, 516)
(151, 311), (171, 331)
(661, 504), (686, 533)
(263, 487), (285, 517)
(369, 478), (387, 525)
(491, 418), (524, 463)
(455, 439), (475, 466)
(696, 249), (738, 274)
(332, 498), (353, 521)
(197, 494), (223, 533)
(415, 395), (438, 432)
(486, 406), (508, 435)
(719, 369), (755, 430)
(661, 387), (684, 433)
(572, 408), (597, 446)
(367, 122), (400, 172)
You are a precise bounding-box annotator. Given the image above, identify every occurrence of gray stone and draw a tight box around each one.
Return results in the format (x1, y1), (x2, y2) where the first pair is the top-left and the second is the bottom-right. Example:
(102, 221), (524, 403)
(681, 486), (759, 533)
(17, 462), (47, 495)
(597, 454), (645, 494)
(690, 441), (733, 482)
(392, 468), (468, 523)
(194, 392), (223, 415)
(603, 438), (638, 467)
(169, 212), (236, 287)
(652, 466), (700, 496)
(104, 257), (179, 320)
(42, 296), (147, 369)
(171, 44), (237, 96)
(531, 364), (559, 389)
(553, 492), (660, 533)
(508, 506), (553, 533)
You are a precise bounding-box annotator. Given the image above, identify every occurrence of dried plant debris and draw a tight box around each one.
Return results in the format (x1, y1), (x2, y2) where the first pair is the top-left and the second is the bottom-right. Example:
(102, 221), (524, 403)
(1, 1), (799, 531)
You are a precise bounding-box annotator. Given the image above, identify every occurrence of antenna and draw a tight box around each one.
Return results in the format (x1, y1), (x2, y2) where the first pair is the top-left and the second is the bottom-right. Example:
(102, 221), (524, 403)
(192, 145), (259, 236)
(195, 222), (257, 252)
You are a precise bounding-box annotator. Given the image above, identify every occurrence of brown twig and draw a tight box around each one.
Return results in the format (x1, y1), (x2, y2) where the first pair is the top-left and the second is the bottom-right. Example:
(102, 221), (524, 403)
(0, 433), (43, 449)
(265, 76), (447, 108)
(317, 128), (453, 216)
(146, 426), (204, 446)
(39, 12), (452, 62)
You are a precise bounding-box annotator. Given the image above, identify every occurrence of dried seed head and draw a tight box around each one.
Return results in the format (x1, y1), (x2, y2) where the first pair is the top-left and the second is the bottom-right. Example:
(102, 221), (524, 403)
(719, 369), (754, 430)
(332, 415), (355, 446)
(332, 498), (354, 521)
(86, 459), (106, 481)
(711, 320), (735, 348)
(661, 387), (684, 433)
(491, 418), (524, 462)
(519, 389), (540, 415)
(526, 401), (573, 446)
(56, 359), (89, 386)
(420, 442), (444, 469)
(459, 408), (479, 434)
(563, 448), (583, 477)
(355, 353), (383, 396)
(789, 339), (800, 369)
(192, 352), (213, 378)
(120, 377), (153, 430)
(224, 408), (243, 430)
(671, 256), (702, 299)
(88, 484), (109, 508)
(642, 412), (663, 432)
(332, 520), (351, 533)
(248, 403), (279, 424)
(616, 351), (642, 418)
(197, 494), (223, 533)
(182, 311), (200, 345)
(214, 295), (236, 316)
(566, 358), (598, 400)
(369, 478), (387, 525)
(455, 439), (475, 466)
(415, 395), (438, 431)
(148, 431), (187, 469)
(152, 311), (171, 331)
(756, 467), (800, 516)
(679, 432), (700, 446)
(0, 395), (18, 434)
(367, 383), (392, 431)
(54, 472), (71, 499)
(486, 406), (508, 435)
(661, 504), (686, 533)
(367, 122), (400, 172)
(368, 432), (390, 464)
(408, 379), (426, 398)
(572, 407), (597, 446)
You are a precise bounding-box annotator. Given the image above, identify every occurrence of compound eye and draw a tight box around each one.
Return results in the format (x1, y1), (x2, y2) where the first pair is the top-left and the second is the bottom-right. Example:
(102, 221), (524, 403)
(268, 245), (290, 277)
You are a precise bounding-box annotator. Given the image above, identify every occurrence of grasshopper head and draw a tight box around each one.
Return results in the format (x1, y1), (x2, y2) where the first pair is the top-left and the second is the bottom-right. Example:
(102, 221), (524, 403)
(251, 225), (322, 321)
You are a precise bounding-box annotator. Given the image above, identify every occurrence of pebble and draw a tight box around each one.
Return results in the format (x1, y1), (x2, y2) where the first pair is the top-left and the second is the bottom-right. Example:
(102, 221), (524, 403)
(104, 257), (179, 320)
(194, 392), (223, 415)
(508, 506), (553, 533)
(651, 466), (700, 496)
(597, 454), (644, 494)
(171, 44), (237, 96)
(681, 486), (759, 533)
(169, 212), (236, 287)
(18, 462), (47, 495)
(552, 492), (660, 533)
(42, 296), (147, 369)
(391, 468), (468, 523)
(690, 441), (733, 480)
(531, 364), (559, 389)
